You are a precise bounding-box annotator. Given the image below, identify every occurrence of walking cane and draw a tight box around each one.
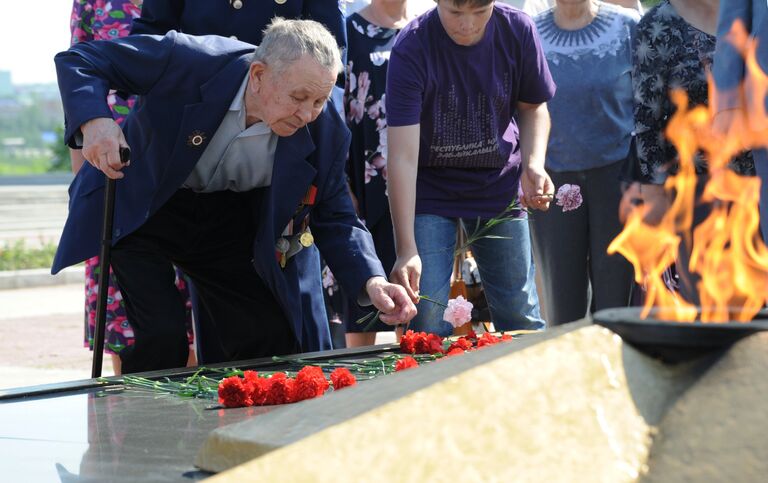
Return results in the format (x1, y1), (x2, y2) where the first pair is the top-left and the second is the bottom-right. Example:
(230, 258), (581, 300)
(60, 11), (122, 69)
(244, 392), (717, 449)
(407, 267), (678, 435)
(91, 147), (130, 378)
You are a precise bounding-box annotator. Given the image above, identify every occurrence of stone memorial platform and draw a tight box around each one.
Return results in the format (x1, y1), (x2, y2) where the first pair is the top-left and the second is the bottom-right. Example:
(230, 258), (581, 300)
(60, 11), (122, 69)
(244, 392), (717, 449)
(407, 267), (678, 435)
(1, 320), (766, 481)
(202, 323), (768, 482)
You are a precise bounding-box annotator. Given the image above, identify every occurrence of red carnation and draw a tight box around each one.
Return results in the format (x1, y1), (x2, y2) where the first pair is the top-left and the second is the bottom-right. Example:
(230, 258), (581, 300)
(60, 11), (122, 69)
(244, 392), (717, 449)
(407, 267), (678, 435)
(295, 366), (329, 401)
(425, 333), (445, 354)
(250, 377), (270, 406)
(330, 367), (357, 390)
(242, 370), (259, 385)
(400, 330), (420, 353)
(466, 330), (478, 340)
(453, 337), (473, 351)
(501, 333), (514, 341)
(477, 332), (501, 347)
(241, 370), (268, 405)
(446, 347), (465, 357)
(218, 376), (253, 408)
(395, 356), (419, 371)
(265, 373), (296, 405)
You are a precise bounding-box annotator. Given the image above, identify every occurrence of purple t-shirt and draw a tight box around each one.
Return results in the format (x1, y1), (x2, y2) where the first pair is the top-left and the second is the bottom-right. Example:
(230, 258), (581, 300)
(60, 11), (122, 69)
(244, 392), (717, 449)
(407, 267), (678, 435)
(386, 4), (555, 218)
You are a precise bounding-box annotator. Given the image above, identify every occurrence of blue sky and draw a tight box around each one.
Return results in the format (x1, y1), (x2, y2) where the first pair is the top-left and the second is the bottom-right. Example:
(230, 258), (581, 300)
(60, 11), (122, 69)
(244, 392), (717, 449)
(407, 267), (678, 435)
(0, 0), (72, 85)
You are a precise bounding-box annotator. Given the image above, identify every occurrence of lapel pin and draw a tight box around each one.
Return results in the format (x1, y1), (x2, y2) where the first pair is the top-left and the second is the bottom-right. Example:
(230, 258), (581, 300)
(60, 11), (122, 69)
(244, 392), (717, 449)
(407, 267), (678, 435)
(187, 131), (207, 147)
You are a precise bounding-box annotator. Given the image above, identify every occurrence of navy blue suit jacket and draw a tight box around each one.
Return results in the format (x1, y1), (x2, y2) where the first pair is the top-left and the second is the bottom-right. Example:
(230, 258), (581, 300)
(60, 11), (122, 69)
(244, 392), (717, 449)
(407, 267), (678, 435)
(53, 32), (384, 352)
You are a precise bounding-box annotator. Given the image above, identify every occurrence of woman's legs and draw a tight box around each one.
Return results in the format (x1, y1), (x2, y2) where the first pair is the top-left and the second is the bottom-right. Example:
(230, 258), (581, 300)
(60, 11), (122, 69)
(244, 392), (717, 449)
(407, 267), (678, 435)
(529, 170), (590, 326)
(470, 217), (545, 331)
(586, 161), (634, 312)
(411, 214), (457, 337)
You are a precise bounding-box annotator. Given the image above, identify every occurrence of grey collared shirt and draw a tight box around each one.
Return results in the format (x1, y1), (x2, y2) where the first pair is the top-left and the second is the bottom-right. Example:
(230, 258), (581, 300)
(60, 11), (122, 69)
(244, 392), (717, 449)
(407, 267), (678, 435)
(183, 74), (277, 192)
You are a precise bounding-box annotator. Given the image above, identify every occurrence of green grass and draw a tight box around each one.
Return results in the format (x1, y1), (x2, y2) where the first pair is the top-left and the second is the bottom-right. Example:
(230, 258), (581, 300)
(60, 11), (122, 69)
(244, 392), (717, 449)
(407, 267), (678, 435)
(0, 240), (58, 271)
(0, 156), (56, 175)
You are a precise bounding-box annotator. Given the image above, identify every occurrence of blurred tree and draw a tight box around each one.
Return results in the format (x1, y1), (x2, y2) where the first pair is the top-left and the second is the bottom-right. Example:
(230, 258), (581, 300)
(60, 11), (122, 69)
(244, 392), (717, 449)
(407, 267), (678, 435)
(48, 124), (71, 172)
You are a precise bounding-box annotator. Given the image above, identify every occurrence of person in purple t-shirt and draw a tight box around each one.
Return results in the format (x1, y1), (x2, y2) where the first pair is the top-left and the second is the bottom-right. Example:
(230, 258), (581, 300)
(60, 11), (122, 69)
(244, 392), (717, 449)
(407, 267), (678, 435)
(386, 0), (556, 336)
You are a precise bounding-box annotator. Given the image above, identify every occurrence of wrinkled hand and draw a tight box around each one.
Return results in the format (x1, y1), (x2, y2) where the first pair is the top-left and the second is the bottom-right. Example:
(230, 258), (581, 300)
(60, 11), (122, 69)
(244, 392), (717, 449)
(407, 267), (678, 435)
(520, 163), (554, 211)
(81, 117), (130, 179)
(365, 276), (417, 325)
(389, 252), (421, 303)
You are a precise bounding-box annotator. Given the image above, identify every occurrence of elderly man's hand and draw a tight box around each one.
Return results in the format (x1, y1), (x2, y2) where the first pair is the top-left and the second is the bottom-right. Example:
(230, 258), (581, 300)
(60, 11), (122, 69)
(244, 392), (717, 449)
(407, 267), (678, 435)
(81, 117), (130, 179)
(365, 276), (417, 325)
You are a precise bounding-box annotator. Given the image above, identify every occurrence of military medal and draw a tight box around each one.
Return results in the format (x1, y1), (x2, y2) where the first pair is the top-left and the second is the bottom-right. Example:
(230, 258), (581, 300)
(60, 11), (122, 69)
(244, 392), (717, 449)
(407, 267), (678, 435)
(230, 0), (243, 9)
(276, 237), (290, 268)
(299, 230), (314, 248)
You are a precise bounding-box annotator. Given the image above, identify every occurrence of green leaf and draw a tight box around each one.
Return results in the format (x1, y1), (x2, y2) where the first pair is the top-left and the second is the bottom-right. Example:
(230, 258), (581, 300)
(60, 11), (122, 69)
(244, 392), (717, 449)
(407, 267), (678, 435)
(112, 105), (130, 115)
(109, 10), (126, 18)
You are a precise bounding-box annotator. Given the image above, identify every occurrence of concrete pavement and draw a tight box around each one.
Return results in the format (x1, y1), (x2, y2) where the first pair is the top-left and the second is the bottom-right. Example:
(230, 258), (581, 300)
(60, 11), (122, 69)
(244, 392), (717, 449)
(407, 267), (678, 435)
(0, 283), (115, 391)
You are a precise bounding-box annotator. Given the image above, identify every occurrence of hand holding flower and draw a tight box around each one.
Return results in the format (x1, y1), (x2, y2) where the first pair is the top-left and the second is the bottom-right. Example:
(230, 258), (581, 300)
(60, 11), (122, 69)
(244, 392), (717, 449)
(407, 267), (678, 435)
(389, 251), (422, 303)
(520, 163), (554, 211)
(365, 276), (417, 325)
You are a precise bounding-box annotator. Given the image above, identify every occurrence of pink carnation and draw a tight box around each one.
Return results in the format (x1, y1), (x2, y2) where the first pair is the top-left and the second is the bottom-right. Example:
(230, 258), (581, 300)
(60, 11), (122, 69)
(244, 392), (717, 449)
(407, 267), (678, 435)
(555, 184), (583, 212)
(443, 296), (473, 328)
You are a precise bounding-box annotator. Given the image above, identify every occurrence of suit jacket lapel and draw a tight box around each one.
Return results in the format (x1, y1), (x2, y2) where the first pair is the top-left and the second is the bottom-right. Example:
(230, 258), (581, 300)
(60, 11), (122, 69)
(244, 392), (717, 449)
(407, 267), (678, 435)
(269, 128), (318, 236)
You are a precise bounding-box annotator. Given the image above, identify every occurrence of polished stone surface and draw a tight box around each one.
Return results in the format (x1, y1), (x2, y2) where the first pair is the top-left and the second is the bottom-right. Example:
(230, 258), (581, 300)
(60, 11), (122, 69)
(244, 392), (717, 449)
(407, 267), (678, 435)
(0, 387), (272, 481)
(0, 344), (402, 481)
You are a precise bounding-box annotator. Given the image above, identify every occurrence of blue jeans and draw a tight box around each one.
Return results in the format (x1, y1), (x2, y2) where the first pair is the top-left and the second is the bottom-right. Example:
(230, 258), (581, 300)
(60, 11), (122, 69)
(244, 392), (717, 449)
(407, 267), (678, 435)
(411, 214), (545, 336)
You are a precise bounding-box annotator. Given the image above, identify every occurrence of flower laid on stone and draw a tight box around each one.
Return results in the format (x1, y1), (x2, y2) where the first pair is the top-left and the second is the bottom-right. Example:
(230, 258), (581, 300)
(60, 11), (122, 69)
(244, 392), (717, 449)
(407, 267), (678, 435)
(395, 356), (419, 371)
(330, 367), (357, 390)
(399, 329), (514, 357)
(555, 184), (583, 212)
(217, 374), (252, 408)
(442, 295), (474, 328)
(119, 331), (520, 409)
(217, 366), (355, 409)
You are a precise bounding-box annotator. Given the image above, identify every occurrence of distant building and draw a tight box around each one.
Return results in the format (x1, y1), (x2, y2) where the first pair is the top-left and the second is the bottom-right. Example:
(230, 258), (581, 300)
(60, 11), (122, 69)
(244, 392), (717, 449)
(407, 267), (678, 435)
(0, 71), (12, 98)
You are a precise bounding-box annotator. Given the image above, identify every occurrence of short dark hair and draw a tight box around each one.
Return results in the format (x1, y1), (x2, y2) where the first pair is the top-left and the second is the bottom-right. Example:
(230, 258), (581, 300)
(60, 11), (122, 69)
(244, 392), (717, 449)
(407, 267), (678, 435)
(436, 0), (495, 7)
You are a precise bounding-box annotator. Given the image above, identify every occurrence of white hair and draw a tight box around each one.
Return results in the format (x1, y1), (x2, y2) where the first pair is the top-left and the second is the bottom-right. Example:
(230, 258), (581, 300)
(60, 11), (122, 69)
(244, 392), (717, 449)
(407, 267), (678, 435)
(253, 17), (342, 75)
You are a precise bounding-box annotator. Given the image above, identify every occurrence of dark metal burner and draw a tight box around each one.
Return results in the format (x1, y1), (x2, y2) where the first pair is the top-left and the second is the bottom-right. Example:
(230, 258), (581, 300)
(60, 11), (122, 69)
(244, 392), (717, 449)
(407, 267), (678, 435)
(592, 307), (768, 363)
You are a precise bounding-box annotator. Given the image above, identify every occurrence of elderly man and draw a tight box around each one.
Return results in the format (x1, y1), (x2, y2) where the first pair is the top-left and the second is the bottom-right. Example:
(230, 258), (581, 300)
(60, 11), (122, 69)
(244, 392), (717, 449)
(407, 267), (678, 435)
(53, 18), (416, 374)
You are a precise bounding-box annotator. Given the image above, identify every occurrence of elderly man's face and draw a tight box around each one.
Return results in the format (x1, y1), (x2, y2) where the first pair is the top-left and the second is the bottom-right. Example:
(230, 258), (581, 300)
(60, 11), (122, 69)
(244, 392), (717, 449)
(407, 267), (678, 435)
(248, 55), (336, 137)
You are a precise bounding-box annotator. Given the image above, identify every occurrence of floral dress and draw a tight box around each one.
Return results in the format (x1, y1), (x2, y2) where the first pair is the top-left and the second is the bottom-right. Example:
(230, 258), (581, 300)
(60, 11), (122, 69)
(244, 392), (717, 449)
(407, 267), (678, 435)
(323, 13), (399, 333)
(633, 0), (754, 184)
(71, 0), (194, 354)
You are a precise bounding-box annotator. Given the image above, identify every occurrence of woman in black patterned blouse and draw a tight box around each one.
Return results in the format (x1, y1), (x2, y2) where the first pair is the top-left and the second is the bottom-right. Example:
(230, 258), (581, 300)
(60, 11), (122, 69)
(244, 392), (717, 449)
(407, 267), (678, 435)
(631, 0), (753, 196)
(628, 0), (754, 301)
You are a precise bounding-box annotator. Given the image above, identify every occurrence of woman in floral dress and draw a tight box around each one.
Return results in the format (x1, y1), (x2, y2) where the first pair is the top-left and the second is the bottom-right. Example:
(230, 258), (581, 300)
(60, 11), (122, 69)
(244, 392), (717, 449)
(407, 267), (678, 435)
(324, 1), (429, 347)
(70, 0), (194, 374)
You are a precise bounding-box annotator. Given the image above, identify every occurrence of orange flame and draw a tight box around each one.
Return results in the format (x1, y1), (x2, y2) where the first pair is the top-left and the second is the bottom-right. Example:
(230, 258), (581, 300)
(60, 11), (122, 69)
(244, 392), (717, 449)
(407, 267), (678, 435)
(609, 20), (768, 322)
